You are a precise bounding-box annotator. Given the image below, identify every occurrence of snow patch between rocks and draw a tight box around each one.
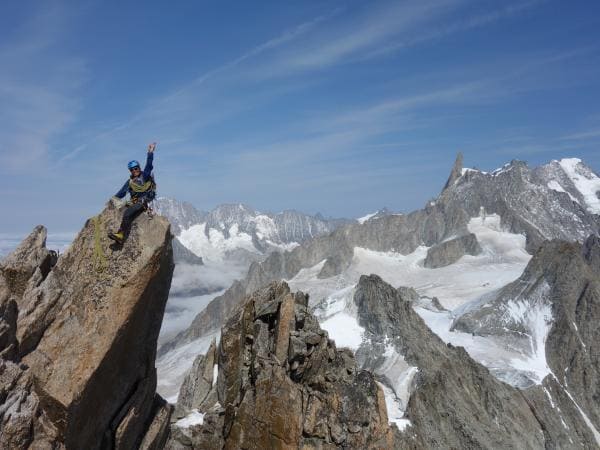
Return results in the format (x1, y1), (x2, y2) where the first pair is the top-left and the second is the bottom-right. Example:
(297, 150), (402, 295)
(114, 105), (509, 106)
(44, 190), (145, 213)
(175, 409), (204, 429)
(378, 344), (418, 412)
(212, 364), (218, 387)
(547, 180), (580, 204)
(373, 343), (418, 431)
(357, 212), (378, 224)
(320, 312), (364, 351)
(505, 294), (553, 384)
(378, 382), (412, 431)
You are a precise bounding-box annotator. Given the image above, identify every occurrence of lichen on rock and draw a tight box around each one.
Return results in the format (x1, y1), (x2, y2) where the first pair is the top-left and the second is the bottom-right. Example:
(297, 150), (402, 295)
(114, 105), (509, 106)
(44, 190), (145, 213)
(0, 201), (175, 449)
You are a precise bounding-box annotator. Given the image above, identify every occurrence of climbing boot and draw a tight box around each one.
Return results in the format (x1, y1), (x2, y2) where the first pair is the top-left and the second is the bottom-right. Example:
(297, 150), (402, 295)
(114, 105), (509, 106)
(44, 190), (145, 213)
(108, 231), (124, 244)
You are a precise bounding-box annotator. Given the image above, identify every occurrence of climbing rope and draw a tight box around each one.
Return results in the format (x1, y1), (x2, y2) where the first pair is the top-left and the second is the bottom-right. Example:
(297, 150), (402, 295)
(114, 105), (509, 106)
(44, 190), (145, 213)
(93, 216), (108, 274)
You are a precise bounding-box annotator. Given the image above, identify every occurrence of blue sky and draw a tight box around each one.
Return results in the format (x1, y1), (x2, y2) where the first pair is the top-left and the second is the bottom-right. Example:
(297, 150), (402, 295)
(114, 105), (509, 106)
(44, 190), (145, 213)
(1, 0), (600, 234)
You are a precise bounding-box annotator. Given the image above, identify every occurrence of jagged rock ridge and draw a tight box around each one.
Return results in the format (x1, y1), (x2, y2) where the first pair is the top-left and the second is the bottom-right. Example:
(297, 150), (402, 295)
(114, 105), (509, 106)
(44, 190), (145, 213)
(354, 273), (600, 448)
(167, 282), (398, 449)
(0, 200), (175, 449)
(451, 235), (600, 446)
(354, 274), (548, 448)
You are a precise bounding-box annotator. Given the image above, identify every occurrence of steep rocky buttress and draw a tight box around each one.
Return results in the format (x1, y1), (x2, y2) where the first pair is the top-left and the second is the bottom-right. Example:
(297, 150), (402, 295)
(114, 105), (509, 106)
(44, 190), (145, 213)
(353, 275), (547, 449)
(0, 200), (174, 449)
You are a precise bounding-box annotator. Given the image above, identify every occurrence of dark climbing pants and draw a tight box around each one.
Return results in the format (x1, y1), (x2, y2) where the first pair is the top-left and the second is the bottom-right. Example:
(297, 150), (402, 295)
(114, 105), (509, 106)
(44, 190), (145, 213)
(119, 202), (145, 233)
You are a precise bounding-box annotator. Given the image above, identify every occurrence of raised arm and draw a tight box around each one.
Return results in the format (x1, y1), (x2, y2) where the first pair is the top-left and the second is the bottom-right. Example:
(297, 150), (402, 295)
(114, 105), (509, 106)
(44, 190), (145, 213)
(143, 142), (156, 179)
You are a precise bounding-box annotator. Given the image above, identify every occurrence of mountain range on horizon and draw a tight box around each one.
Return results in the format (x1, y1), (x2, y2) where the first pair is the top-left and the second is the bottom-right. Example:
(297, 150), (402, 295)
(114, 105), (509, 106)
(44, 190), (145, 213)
(155, 155), (600, 274)
(152, 153), (600, 448)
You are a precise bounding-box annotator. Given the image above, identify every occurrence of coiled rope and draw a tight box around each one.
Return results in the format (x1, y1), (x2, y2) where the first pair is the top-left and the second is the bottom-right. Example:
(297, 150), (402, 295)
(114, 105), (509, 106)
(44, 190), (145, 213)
(93, 216), (108, 273)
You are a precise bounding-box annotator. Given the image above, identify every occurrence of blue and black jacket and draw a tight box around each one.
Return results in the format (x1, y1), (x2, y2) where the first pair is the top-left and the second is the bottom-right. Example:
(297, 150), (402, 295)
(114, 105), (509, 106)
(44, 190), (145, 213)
(115, 152), (156, 201)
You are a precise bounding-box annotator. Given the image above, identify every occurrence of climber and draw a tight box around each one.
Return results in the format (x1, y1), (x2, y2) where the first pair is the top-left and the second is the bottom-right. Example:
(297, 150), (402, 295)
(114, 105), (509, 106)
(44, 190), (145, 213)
(108, 143), (157, 244)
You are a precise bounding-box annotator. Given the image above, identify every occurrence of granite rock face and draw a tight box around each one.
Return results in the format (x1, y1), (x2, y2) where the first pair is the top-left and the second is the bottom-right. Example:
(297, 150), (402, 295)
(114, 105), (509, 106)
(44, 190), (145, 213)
(0, 225), (54, 301)
(422, 232), (482, 268)
(0, 201), (175, 449)
(174, 339), (218, 419)
(167, 282), (398, 449)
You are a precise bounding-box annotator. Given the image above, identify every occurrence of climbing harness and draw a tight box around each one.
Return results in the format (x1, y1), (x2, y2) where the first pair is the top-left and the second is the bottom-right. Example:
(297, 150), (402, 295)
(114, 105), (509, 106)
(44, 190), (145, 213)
(124, 197), (154, 219)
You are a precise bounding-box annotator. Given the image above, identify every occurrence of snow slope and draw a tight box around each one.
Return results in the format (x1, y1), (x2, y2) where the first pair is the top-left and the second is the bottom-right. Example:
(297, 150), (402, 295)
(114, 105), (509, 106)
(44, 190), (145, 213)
(157, 331), (220, 403)
(558, 158), (600, 214)
(357, 212), (378, 224)
(283, 215), (545, 427)
(287, 215), (548, 398)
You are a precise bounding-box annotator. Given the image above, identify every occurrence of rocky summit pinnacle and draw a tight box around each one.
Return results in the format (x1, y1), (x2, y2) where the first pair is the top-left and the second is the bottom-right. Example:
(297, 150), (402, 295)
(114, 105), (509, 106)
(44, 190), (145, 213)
(442, 151), (464, 191)
(167, 281), (398, 449)
(0, 200), (175, 449)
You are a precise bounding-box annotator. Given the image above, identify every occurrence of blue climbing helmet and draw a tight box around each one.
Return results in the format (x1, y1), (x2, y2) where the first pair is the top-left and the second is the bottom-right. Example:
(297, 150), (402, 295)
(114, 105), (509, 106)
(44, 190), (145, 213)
(127, 160), (140, 170)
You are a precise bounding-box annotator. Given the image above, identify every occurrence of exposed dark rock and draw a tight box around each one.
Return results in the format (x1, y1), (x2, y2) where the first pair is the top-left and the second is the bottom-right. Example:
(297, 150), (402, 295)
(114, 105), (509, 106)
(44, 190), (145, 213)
(318, 253), (350, 279)
(153, 198), (207, 235)
(0, 297), (18, 361)
(354, 274), (549, 449)
(452, 235), (600, 444)
(139, 395), (174, 450)
(423, 233), (482, 268)
(442, 152), (463, 191)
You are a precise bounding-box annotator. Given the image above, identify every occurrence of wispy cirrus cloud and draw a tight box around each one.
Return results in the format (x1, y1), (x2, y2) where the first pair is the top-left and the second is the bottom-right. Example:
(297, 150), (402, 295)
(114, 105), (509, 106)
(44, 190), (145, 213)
(559, 127), (600, 141)
(0, 2), (86, 173)
(250, 0), (464, 76)
(366, 0), (545, 59)
(247, 0), (545, 78)
(59, 0), (554, 171)
(56, 10), (337, 164)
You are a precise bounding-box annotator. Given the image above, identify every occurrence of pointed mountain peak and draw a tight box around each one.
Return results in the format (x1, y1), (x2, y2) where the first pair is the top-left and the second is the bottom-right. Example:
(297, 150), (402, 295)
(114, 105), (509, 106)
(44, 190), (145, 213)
(442, 152), (464, 192)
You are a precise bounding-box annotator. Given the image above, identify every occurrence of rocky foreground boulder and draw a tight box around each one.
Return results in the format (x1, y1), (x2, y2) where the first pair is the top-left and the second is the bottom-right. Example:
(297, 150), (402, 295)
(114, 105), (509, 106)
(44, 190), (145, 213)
(0, 200), (174, 449)
(167, 282), (398, 449)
